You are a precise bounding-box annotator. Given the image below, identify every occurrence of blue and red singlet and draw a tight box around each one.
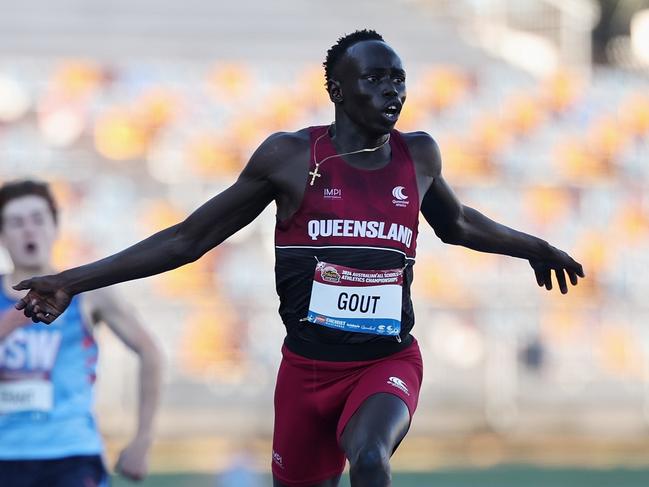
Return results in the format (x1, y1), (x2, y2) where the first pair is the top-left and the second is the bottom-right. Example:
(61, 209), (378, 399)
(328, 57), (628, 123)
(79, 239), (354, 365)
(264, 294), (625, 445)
(0, 281), (102, 460)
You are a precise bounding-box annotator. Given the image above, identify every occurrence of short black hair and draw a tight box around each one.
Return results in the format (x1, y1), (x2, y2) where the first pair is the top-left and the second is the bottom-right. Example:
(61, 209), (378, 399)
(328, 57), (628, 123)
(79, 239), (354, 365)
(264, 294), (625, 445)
(324, 29), (385, 87)
(0, 180), (58, 229)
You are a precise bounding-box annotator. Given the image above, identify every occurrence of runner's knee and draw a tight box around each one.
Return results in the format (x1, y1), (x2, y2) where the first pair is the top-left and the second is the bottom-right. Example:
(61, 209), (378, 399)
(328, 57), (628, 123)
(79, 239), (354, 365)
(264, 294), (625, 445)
(349, 442), (390, 477)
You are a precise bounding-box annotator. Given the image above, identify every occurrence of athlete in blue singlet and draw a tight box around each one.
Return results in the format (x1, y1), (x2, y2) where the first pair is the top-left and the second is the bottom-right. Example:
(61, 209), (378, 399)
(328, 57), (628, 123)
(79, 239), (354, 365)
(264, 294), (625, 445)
(0, 180), (163, 486)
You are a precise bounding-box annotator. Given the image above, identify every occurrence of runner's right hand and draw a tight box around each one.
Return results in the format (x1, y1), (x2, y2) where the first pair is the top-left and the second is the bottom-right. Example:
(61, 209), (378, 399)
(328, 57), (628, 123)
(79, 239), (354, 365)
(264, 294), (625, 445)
(13, 275), (72, 324)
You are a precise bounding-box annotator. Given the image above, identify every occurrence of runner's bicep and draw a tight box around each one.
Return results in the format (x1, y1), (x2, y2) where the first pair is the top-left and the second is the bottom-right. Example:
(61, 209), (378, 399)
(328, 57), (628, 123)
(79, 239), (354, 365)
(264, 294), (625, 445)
(420, 175), (465, 243)
(176, 174), (274, 258)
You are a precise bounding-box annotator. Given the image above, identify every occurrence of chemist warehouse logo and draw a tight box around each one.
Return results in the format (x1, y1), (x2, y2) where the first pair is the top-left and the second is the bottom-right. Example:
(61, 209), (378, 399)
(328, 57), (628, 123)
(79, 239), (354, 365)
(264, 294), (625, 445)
(392, 186), (409, 208)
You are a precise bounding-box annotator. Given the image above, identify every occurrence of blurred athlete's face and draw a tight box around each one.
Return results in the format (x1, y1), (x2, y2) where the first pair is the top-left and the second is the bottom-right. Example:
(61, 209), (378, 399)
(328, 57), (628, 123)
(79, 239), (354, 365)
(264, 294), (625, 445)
(333, 41), (407, 134)
(0, 195), (57, 271)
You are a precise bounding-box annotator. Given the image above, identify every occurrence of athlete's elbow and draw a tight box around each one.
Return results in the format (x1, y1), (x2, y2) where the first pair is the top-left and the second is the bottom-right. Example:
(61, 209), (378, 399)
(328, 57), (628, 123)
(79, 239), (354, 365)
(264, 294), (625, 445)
(434, 220), (467, 245)
(142, 335), (165, 372)
(168, 231), (201, 266)
(437, 228), (465, 245)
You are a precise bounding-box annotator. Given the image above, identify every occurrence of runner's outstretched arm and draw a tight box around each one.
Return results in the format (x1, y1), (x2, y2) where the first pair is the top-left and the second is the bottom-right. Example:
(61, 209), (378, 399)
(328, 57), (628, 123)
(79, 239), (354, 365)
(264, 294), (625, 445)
(414, 133), (584, 294)
(14, 133), (290, 323)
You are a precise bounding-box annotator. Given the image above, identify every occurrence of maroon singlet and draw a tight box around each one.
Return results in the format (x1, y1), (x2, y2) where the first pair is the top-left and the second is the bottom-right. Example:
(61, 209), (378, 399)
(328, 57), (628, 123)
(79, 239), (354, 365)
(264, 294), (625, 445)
(275, 125), (420, 361)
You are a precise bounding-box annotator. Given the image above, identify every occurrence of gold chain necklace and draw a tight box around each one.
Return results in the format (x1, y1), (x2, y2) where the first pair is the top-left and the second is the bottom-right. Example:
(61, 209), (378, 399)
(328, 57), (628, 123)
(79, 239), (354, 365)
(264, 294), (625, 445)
(309, 125), (390, 186)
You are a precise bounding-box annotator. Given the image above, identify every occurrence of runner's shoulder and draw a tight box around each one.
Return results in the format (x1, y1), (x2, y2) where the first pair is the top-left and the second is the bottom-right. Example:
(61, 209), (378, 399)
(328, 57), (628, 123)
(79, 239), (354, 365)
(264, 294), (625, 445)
(399, 130), (439, 153)
(245, 129), (311, 177)
(256, 129), (311, 161)
(399, 131), (441, 177)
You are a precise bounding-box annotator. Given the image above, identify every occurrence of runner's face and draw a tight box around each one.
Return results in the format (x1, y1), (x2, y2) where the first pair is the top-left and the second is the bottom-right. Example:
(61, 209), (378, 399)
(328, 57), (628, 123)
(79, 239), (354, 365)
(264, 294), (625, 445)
(335, 41), (406, 134)
(0, 195), (57, 270)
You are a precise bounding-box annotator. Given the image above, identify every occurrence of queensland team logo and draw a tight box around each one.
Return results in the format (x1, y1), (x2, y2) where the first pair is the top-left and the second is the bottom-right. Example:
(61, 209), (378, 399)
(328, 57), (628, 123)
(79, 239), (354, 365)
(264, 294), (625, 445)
(320, 265), (341, 283)
(391, 186), (410, 208)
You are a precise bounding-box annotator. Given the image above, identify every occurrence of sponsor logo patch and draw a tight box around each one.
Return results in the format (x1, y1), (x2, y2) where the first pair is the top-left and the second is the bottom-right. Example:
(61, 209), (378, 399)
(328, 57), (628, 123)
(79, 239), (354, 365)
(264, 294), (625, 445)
(387, 376), (409, 396)
(320, 265), (341, 283)
(272, 450), (284, 469)
(324, 188), (342, 200)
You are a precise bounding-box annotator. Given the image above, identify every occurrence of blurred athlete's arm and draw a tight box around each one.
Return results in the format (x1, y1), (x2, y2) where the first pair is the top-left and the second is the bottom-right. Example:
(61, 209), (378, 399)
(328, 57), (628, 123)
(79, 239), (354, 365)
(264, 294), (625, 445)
(83, 287), (163, 481)
(14, 132), (291, 323)
(410, 132), (584, 294)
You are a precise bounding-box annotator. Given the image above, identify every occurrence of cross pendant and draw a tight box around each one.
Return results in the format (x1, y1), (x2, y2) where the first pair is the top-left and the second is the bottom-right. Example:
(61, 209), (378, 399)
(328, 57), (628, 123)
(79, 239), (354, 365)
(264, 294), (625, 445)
(309, 165), (321, 186)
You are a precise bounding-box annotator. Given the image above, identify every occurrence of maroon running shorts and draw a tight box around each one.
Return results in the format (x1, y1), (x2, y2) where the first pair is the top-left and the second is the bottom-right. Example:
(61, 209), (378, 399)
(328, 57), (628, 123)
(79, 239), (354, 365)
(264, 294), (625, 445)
(271, 338), (423, 486)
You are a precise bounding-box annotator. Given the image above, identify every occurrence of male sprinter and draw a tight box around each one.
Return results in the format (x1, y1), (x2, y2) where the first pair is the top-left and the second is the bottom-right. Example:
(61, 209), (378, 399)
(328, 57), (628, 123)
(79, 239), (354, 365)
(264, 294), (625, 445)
(15, 31), (583, 487)
(0, 180), (162, 486)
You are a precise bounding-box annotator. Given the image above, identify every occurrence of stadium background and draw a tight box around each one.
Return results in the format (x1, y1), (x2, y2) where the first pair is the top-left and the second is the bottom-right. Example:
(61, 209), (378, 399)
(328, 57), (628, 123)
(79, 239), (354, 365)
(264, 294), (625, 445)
(1, 0), (649, 485)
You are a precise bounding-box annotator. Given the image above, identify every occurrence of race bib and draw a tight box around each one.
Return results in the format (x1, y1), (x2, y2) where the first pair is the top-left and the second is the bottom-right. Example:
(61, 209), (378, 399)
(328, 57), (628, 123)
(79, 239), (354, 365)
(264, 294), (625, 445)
(306, 261), (403, 336)
(0, 379), (53, 414)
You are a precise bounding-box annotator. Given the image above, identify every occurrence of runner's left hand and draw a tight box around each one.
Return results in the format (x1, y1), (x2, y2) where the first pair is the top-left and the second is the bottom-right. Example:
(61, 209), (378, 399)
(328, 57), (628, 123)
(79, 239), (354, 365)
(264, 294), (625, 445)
(529, 245), (585, 294)
(115, 437), (151, 481)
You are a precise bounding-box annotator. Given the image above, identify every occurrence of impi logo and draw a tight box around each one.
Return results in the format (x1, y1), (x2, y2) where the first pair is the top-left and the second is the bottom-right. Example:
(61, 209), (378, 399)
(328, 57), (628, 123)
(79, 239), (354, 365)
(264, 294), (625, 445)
(324, 188), (342, 199)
